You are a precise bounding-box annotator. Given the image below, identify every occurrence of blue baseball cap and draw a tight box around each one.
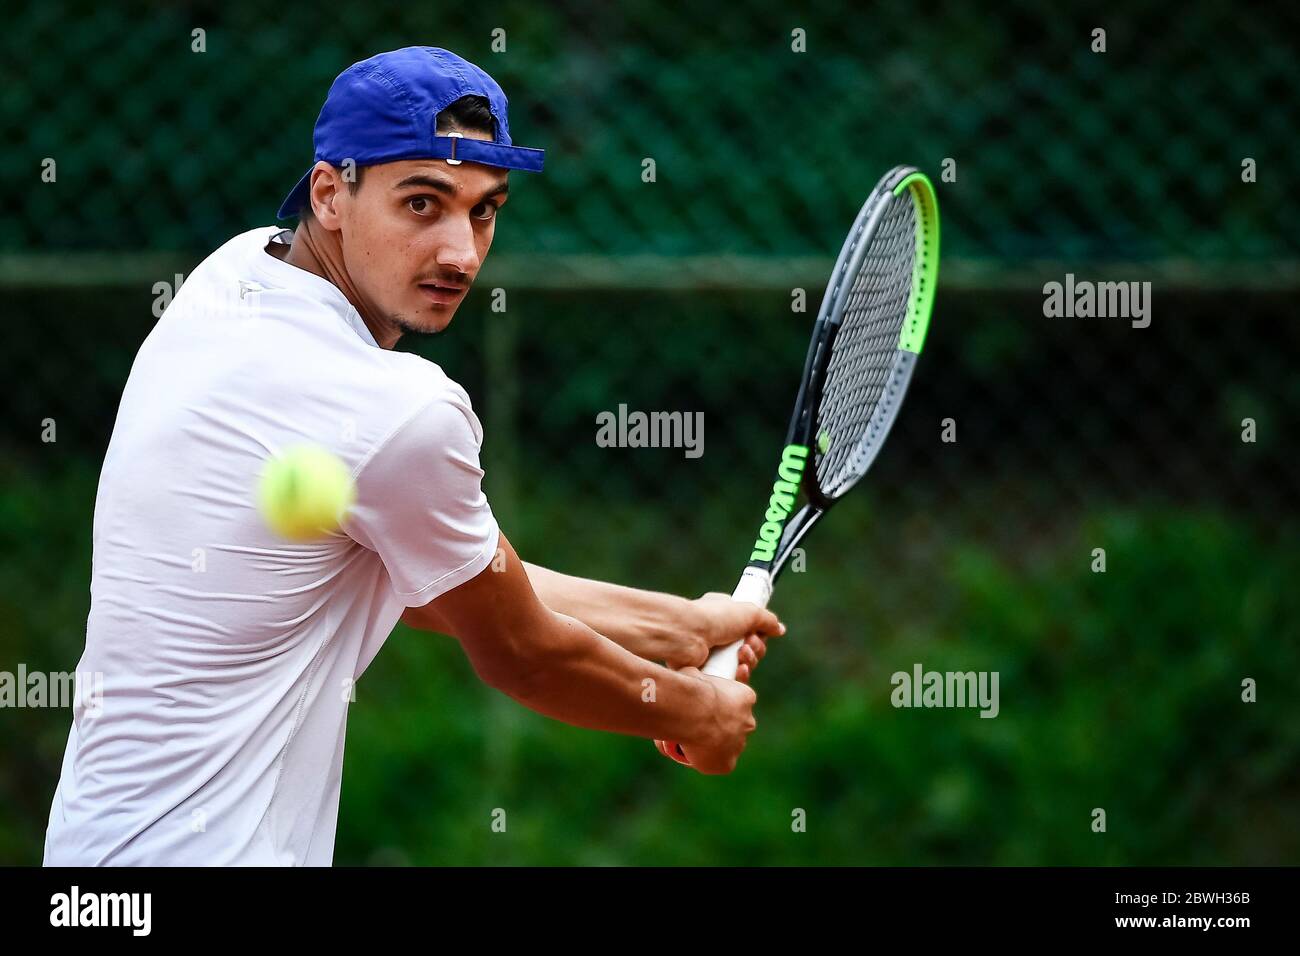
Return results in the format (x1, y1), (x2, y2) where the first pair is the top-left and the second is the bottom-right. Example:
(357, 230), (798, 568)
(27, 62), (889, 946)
(277, 46), (545, 220)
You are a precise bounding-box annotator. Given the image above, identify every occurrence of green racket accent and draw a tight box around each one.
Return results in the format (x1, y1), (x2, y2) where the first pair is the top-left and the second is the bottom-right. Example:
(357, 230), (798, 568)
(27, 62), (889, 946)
(748, 443), (809, 562)
(893, 172), (940, 354)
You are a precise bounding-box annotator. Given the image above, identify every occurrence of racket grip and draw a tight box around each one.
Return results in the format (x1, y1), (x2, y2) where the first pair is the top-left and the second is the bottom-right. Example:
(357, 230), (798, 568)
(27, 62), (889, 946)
(700, 568), (774, 679)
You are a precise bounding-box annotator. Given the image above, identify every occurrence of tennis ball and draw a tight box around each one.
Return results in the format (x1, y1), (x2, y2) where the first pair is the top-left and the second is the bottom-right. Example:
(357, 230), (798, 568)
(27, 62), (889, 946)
(257, 444), (356, 542)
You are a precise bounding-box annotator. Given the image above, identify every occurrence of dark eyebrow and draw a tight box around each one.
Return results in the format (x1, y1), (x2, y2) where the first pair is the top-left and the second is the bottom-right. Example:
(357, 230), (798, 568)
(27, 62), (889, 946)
(392, 174), (509, 202)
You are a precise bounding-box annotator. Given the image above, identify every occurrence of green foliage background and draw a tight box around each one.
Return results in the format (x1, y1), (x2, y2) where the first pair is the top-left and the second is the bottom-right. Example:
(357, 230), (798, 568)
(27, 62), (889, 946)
(2, 1), (1298, 864)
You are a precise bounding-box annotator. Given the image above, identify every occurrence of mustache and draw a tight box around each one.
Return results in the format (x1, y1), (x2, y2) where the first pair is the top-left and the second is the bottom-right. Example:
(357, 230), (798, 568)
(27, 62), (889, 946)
(416, 273), (470, 290)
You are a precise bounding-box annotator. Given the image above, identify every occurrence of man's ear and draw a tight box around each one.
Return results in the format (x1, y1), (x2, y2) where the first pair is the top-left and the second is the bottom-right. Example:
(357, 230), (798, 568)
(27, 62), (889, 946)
(307, 161), (344, 228)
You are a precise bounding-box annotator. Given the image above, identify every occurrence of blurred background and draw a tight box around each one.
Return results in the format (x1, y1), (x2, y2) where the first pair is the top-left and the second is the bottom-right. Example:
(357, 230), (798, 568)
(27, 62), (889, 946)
(2, 1), (1298, 865)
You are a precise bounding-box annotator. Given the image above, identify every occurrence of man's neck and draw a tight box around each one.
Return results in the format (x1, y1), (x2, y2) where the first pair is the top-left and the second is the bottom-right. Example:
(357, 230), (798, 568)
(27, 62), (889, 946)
(267, 223), (401, 349)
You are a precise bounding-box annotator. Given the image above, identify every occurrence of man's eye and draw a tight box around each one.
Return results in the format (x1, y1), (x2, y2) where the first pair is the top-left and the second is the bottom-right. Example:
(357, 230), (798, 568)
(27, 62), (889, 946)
(472, 202), (498, 222)
(408, 197), (435, 215)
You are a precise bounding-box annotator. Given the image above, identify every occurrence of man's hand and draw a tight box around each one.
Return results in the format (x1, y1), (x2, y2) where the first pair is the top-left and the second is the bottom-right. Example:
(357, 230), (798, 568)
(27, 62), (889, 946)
(652, 592), (784, 768)
(660, 590), (780, 671)
(654, 670), (758, 774)
(667, 592), (785, 680)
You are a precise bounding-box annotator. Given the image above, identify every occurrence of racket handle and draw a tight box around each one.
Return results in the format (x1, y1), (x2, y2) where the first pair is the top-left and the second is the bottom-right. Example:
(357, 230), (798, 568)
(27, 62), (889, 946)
(700, 567), (774, 679)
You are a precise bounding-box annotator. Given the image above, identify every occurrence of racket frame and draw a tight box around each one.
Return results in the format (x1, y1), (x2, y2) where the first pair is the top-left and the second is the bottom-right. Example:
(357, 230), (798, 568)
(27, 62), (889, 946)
(706, 166), (938, 671)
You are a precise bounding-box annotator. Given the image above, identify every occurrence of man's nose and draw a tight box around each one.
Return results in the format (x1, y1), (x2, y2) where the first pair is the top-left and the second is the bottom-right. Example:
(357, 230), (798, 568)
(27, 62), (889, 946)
(436, 219), (480, 276)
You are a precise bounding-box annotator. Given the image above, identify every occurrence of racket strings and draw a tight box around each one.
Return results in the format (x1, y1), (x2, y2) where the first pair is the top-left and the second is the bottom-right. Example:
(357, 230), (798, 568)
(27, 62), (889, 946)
(814, 196), (917, 498)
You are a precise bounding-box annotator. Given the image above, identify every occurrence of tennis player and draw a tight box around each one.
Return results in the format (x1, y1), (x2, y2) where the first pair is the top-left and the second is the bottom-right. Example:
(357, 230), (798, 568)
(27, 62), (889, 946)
(42, 47), (782, 866)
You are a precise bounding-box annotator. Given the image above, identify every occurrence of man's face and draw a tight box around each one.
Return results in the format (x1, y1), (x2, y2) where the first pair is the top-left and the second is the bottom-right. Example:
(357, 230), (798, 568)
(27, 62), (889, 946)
(333, 131), (508, 336)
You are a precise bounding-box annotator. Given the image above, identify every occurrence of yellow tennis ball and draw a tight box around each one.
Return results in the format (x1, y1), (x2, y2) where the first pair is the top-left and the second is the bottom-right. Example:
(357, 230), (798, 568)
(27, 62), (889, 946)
(257, 444), (356, 542)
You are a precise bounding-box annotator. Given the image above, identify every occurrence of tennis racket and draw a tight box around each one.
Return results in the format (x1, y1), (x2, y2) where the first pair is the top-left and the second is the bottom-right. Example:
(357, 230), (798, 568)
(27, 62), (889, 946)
(704, 165), (940, 679)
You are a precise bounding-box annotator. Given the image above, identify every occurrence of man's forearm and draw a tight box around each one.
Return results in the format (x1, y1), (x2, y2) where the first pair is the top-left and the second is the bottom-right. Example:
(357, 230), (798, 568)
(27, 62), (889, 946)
(522, 562), (700, 661)
(415, 532), (758, 768)
(471, 606), (718, 743)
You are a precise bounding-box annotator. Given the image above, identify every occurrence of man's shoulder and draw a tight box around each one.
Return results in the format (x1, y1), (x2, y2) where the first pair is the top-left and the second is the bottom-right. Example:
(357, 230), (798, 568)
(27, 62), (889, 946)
(197, 226), (285, 273)
(373, 348), (466, 401)
(327, 345), (477, 456)
(380, 357), (479, 438)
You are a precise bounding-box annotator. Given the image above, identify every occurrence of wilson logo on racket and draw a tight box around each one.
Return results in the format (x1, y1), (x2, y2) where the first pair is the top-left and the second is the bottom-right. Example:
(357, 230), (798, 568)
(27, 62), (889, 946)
(749, 444), (809, 562)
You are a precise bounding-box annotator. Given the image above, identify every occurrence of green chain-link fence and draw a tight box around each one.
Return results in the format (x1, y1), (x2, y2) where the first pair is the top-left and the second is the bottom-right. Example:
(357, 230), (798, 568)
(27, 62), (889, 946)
(4, 1), (1298, 278)
(2, 1), (1298, 866)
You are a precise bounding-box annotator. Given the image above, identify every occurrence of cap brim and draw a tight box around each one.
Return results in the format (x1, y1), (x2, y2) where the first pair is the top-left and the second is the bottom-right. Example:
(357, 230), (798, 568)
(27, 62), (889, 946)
(275, 140), (544, 220)
(276, 168), (313, 220)
(427, 137), (544, 172)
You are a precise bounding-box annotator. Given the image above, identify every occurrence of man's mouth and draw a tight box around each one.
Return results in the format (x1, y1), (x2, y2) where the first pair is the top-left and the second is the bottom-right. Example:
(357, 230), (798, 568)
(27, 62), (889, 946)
(417, 282), (467, 305)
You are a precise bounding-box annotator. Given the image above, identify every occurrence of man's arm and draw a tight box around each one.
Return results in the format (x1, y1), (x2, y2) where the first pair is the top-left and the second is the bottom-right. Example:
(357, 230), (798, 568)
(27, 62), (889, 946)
(518, 562), (784, 668)
(402, 561), (785, 674)
(520, 563), (693, 661)
(402, 531), (758, 774)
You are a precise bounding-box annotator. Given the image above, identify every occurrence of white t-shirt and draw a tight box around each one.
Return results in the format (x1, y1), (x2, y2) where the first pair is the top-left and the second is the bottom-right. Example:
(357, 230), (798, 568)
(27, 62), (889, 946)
(43, 227), (499, 866)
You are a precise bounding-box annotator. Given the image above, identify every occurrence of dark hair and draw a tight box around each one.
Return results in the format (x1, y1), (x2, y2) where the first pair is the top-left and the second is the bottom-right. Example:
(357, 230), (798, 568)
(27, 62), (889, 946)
(436, 94), (495, 137)
(297, 95), (495, 219)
